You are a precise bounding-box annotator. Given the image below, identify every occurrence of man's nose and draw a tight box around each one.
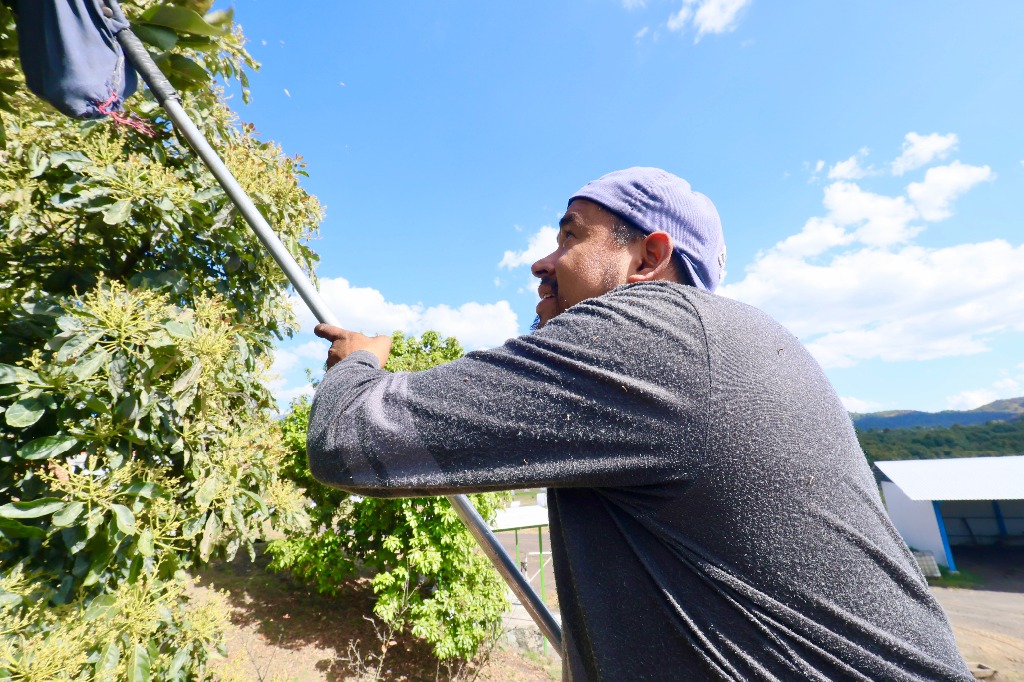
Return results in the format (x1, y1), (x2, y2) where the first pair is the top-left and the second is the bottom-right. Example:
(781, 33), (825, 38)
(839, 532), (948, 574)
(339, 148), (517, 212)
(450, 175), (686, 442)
(531, 250), (556, 279)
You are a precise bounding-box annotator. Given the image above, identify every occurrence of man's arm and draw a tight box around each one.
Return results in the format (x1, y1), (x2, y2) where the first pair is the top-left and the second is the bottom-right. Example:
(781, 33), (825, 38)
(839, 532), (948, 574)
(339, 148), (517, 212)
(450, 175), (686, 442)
(306, 284), (711, 497)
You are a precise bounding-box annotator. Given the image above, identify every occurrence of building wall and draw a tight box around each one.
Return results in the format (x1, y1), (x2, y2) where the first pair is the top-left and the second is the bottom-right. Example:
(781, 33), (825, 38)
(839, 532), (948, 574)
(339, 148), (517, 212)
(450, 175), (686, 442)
(880, 481), (949, 567)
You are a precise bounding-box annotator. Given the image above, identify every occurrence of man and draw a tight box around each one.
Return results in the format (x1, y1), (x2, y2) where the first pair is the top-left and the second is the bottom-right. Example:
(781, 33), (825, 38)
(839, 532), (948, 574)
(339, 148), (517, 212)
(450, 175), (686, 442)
(307, 168), (971, 680)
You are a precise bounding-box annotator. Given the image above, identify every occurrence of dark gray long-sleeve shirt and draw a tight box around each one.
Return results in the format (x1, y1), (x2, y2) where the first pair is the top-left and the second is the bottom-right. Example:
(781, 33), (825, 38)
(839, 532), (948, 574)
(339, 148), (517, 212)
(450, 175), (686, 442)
(307, 281), (971, 681)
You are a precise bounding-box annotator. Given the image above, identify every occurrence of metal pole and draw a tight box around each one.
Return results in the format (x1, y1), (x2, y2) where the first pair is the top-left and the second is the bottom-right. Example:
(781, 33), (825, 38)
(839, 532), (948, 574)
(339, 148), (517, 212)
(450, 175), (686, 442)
(538, 525), (547, 655)
(110, 13), (562, 654)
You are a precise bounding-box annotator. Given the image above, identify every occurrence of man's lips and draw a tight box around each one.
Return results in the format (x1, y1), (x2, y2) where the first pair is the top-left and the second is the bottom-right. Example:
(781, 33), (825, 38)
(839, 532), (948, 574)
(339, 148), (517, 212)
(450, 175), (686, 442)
(536, 283), (557, 315)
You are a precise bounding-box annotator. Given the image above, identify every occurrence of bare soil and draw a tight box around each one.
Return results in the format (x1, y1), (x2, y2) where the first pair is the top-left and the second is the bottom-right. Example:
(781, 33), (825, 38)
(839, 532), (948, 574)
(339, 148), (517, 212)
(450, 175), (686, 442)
(189, 548), (560, 682)
(929, 547), (1024, 681)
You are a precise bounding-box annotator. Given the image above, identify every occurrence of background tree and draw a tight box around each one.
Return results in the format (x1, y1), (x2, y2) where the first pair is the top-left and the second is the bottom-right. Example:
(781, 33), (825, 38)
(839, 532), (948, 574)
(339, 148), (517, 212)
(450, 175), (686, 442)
(270, 331), (512, 665)
(858, 418), (1024, 470)
(0, 1), (318, 677)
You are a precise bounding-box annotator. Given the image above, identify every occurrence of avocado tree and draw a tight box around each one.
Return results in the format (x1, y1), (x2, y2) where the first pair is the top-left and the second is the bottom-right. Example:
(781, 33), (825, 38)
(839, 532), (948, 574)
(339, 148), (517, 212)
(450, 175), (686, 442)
(0, 1), (319, 677)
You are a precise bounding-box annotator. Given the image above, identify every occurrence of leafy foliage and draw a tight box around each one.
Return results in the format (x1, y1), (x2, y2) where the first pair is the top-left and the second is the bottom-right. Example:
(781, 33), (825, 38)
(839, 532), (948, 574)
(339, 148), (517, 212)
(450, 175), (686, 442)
(270, 331), (512, 662)
(0, 568), (228, 680)
(0, 1), (318, 678)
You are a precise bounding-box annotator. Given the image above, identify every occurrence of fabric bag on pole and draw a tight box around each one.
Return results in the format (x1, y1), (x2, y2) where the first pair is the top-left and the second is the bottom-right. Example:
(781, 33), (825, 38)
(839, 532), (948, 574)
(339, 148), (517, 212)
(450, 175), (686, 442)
(15, 0), (137, 118)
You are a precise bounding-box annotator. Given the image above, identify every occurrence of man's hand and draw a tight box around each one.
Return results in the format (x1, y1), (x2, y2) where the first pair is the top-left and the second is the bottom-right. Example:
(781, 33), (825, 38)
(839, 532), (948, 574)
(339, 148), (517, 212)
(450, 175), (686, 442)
(314, 324), (393, 370)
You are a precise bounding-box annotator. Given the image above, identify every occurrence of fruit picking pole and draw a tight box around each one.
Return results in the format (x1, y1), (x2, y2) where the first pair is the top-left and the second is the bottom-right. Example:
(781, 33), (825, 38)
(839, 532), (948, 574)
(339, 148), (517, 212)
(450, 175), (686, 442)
(109, 6), (562, 654)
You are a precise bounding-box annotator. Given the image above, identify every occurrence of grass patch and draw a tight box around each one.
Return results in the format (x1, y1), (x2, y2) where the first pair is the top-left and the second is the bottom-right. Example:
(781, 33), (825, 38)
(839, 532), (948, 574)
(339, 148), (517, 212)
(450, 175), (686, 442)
(927, 566), (983, 589)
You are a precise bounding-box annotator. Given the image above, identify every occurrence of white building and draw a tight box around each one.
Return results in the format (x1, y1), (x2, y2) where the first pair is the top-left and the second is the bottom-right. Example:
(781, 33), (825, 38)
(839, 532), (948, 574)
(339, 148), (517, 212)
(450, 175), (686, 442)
(876, 455), (1024, 571)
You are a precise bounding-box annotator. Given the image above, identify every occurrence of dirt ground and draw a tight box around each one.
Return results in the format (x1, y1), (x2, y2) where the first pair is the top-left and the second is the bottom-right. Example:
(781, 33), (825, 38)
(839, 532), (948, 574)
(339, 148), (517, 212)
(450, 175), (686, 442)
(190, 548), (561, 682)
(929, 547), (1024, 681)
(191, 543), (1024, 681)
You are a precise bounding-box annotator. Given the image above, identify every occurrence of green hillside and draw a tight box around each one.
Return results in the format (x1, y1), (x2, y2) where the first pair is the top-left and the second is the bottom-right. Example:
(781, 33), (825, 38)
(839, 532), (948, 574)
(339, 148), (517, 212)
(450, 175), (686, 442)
(857, 417), (1024, 466)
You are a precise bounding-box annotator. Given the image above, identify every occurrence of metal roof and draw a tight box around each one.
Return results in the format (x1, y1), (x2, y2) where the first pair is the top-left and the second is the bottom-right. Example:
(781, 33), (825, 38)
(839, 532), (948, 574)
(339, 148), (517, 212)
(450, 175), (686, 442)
(875, 455), (1024, 501)
(492, 504), (549, 531)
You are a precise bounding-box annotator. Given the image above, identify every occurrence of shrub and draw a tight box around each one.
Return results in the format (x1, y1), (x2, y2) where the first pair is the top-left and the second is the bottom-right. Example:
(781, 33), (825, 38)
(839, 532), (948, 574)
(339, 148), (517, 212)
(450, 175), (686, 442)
(270, 331), (511, 662)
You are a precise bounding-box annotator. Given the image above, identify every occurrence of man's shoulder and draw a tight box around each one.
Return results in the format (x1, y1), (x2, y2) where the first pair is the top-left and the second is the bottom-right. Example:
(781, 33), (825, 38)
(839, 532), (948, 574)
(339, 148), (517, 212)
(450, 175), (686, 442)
(603, 281), (774, 323)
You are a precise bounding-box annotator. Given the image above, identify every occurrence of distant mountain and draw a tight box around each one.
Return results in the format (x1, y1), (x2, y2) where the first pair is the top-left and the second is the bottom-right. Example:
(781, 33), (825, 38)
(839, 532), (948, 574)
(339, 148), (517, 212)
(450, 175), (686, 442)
(852, 396), (1024, 431)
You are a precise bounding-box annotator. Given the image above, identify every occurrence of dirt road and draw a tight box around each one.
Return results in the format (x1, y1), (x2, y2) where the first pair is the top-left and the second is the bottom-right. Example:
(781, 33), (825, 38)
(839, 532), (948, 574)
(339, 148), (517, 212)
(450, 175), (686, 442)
(928, 546), (1024, 681)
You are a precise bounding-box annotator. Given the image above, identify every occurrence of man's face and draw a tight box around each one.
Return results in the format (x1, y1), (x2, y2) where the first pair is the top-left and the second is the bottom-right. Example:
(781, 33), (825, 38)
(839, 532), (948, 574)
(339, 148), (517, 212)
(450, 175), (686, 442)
(531, 199), (637, 328)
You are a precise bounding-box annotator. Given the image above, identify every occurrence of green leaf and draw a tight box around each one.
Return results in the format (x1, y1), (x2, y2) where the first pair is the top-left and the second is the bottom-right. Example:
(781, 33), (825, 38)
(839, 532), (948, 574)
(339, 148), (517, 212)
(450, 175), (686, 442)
(72, 347), (109, 381)
(83, 594), (117, 621)
(49, 150), (89, 169)
(56, 330), (104, 364)
(5, 397), (46, 427)
(138, 527), (155, 557)
(240, 489), (269, 516)
(163, 319), (193, 339)
(0, 363), (39, 385)
(166, 54), (212, 86)
(171, 361), (202, 394)
(18, 434), (77, 460)
(199, 512), (222, 561)
(169, 647), (190, 677)
(131, 23), (178, 50)
(126, 642), (151, 682)
(112, 504), (137, 535)
(0, 497), (65, 519)
(95, 639), (120, 676)
(129, 269), (185, 292)
(0, 517), (47, 539)
(195, 476), (218, 511)
(140, 5), (227, 36)
(115, 394), (139, 423)
(56, 315), (83, 332)
(122, 481), (165, 498)
(52, 500), (86, 527)
(103, 199), (133, 225)
(109, 353), (128, 395)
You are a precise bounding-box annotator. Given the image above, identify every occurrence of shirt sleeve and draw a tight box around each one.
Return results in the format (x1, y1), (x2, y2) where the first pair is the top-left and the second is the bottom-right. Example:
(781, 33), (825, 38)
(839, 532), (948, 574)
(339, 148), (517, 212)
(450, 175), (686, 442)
(306, 283), (712, 497)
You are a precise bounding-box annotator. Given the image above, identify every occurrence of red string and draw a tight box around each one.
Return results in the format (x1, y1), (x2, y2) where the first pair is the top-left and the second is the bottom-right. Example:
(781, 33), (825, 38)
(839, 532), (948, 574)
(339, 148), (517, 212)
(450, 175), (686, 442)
(96, 90), (156, 137)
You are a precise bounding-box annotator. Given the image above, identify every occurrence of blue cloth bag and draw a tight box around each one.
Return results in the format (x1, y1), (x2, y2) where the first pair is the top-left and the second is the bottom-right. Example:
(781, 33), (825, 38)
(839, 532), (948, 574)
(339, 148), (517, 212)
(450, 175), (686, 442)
(16, 0), (138, 118)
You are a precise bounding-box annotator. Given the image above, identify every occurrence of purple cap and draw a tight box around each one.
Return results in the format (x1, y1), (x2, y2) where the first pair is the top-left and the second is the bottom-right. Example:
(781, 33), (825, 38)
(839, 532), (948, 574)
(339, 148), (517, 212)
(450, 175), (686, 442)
(569, 167), (726, 292)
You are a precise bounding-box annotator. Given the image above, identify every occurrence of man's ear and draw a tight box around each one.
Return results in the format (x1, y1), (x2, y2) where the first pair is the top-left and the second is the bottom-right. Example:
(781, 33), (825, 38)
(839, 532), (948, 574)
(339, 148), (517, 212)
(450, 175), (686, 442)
(626, 231), (675, 283)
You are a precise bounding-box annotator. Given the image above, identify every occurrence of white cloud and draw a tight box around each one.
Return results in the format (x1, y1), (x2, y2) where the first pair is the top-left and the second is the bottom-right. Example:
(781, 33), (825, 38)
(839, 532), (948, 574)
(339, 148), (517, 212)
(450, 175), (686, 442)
(667, 3), (693, 32)
(720, 138), (1024, 370)
(828, 148), (872, 180)
(270, 340), (323, 376)
(946, 389), (998, 411)
(290, 277), (519, 350)
(944, 368), (1024, 411)
(692, 0), (750, 36)
(993, 377), (1022, 393)
(499, 225), (558, 269)
(822, 181), (921, 246)
(891, 132), (958, 176)
(906, 161), (994, 221)
(771, 217), (852, 258)
(724, 237), (1024, 368)
(270, 381), (314, 407)
(840, 396), (883, 413)
(635, 26), (650, 41)
(622, 0), (646, 9)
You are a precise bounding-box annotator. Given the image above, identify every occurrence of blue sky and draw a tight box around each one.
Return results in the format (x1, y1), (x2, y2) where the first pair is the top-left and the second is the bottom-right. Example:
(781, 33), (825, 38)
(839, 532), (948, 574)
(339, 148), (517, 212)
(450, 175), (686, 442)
(221, 1), (1024, 413)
